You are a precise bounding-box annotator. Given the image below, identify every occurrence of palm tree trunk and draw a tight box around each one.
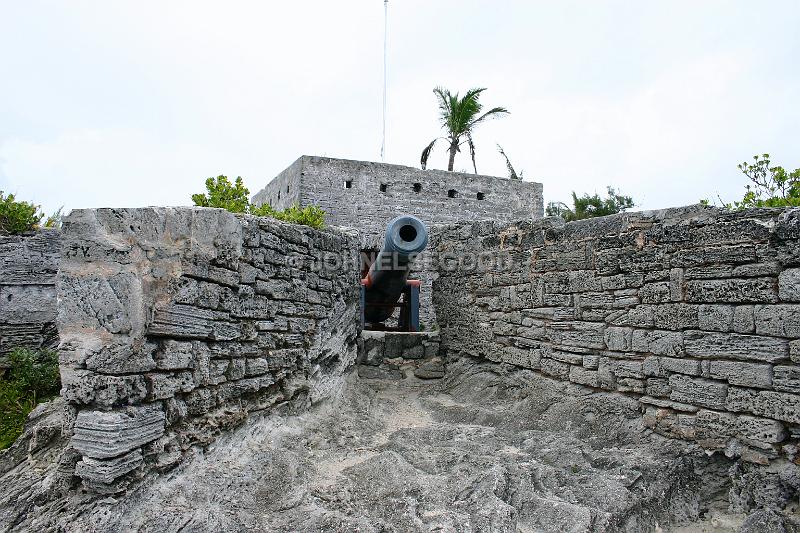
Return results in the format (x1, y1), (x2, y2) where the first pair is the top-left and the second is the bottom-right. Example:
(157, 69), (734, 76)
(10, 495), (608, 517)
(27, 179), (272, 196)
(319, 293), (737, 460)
(447, 141), (458, 172)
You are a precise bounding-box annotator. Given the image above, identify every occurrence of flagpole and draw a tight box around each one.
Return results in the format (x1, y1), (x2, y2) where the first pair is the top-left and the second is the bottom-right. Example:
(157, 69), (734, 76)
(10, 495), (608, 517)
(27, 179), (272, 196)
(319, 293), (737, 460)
(381, 0), (388, 162)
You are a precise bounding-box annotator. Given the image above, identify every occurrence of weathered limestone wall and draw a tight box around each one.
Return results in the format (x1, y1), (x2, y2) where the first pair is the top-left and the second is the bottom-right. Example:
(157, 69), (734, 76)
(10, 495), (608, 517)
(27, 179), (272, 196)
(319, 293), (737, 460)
(57, 207), (361, 492)
(0, 229), (60, 364)
(432, 205), (800, 464)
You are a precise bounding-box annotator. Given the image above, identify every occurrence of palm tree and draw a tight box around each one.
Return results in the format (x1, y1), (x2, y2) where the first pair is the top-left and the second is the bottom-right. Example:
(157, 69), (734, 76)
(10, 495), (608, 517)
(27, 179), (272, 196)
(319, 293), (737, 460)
(420, 87), (509, 173)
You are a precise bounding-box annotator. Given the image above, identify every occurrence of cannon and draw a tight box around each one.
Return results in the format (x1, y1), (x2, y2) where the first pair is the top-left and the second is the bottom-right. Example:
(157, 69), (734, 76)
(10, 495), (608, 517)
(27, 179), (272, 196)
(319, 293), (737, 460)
(361, 215), (428, 331)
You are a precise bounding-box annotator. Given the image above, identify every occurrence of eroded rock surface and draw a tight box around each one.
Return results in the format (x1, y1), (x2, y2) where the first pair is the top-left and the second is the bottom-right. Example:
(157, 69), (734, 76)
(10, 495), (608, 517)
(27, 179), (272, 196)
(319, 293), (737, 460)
(5, 359), (798, 532)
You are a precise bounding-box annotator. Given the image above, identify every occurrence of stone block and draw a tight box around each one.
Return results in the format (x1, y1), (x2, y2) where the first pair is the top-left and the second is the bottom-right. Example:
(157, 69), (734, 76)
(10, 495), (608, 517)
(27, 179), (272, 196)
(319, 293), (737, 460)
(569, 366), (600, 388)
(683, 331), (788, 363)
(57, 274), (137, 334)
(697, 305), (734, 332)
(604, 327), (632, 351)
(773, 366), (800, 393)
(653, 303), (698, 330)
(546, 321), (605, 349)
(155, 340), (196, 370)
(754, 305), (800, 338)
(639, 395), (697, 412)
(751, 391), (800, 424)
(610, 359), (644, 379)
(74, 449), (143, 484)
(550, 350), (584, 365)
(640, 282), (672, 304)
(686, 278), (779, 304)
(145, 371), (195, 400)
(732, 306), (755, 334)
(226, 358), (246, 381)
(736, 415), (786, 444)
(791, 340), (800, 363)
(0, 284), (56, 324)
(403, 344), (425, 360)
(669, 374), (727, 410)
(660, 356), (701, 376)
(726, 387), (757, 413)
(540, 358), (570, 379)
(608, 305), (654, 328)
(245, 357), (270, 377)
(582, 355), (600, 370)
(694, 409), (737, 447)
(778, 268), (800, 301)
(186, 388), (216, 415)
(149, 304), (240, 341)
(61, 370), (148, 407)
(616, 377), (645, 393)
(645, 378), (671, 398)
(71, 404), (166, 459)
(631, 329), (683, 356)
(642, 356), (662, 377)
(708, 360), (772, 389)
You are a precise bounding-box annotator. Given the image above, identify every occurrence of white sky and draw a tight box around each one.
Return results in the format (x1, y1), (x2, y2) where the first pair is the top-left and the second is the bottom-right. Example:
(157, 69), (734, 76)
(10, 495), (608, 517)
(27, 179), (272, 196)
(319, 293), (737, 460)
(1, 1), (798, 217)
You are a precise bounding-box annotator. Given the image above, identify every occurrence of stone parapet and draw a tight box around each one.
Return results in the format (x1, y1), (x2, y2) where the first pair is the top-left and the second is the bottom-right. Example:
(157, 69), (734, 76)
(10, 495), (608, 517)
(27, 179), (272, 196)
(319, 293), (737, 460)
(57, 207), (361, 491)
(432, 205), (800, 465)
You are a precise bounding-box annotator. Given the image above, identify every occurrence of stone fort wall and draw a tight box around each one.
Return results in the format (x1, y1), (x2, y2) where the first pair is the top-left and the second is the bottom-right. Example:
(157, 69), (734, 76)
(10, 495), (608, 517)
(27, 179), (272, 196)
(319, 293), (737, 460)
(432, 205), (800, 465)
(57, 207), (361, 492)
(0, 229), (60, 365)
(251, 155), (545, 246)
(252, 155), (545, 327)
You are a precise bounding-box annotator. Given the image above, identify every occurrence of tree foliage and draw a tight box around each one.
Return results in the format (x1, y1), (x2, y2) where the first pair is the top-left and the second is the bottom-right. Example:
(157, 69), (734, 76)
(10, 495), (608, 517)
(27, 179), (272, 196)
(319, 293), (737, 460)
(420, 87), (508, 173)
(191, 175), (326, 229)
(250, 203), (326, 229)
(0, 191), (44, 234)
(191, 176), (252, 213)
(0, 348), (61, 449)
(546, 187), (635, 222)
(726, 154), (800, 209)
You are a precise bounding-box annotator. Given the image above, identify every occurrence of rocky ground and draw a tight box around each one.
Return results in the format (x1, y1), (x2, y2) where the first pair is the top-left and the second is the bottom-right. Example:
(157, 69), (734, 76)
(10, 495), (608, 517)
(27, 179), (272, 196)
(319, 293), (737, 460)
(2, 358), (800, 532)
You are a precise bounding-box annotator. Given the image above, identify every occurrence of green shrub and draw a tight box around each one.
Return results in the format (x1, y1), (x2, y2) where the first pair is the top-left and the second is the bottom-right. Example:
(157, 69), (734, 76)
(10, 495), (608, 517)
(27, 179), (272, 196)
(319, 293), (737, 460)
(252, 203), (325, 229)
(44, 207), (64, 229)
(191, 175), (325, 229)
(0, 191), (44, 234)
(0, 348), (61, 449)
(191, 175), (252, 214)
(729, 154), (799, 209)
(546, 186), (635, 222)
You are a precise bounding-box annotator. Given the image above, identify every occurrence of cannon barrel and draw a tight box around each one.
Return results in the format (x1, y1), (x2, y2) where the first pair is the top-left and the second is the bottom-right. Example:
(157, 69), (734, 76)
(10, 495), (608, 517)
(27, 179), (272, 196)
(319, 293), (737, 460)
(362, 215), (428, 324)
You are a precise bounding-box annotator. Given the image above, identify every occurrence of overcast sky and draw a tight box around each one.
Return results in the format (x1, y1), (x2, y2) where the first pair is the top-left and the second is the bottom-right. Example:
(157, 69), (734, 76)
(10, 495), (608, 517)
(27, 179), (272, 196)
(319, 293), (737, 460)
(1, 1), (798, 217)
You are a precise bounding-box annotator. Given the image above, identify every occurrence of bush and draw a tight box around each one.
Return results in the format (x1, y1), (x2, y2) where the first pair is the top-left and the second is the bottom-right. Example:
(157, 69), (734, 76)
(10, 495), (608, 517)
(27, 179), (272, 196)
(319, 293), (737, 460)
(0, 191), (44, 234)
(191, 175), (325, 229)
(725, 154), (799, 209)
(0, 348), (61, 449)
(546, 186), (634, 222)
(191, 176), (251, 213)
(251, 203), (325, 229)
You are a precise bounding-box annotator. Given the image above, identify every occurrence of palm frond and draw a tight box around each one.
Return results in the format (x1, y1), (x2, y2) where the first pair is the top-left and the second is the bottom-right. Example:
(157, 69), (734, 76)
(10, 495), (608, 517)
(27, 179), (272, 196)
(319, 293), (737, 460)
(497, 144), (519, 180)
(470, 106), (509, 127)
(420, 138), (439, 170)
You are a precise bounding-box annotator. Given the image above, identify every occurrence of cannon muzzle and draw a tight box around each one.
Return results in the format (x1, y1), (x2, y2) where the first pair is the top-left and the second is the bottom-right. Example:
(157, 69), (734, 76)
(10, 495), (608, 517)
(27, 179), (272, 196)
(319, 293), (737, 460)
(362, 215), (428, 325)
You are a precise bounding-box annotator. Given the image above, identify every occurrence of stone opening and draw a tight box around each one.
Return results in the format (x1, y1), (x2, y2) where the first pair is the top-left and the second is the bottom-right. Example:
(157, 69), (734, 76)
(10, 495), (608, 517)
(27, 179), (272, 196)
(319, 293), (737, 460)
(345, 180), (352, 189)
(476, 192), (485, 200)
(448, 189), (458, 198)
(380, 183), (387, 192)
(413, 183), (422, 193)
